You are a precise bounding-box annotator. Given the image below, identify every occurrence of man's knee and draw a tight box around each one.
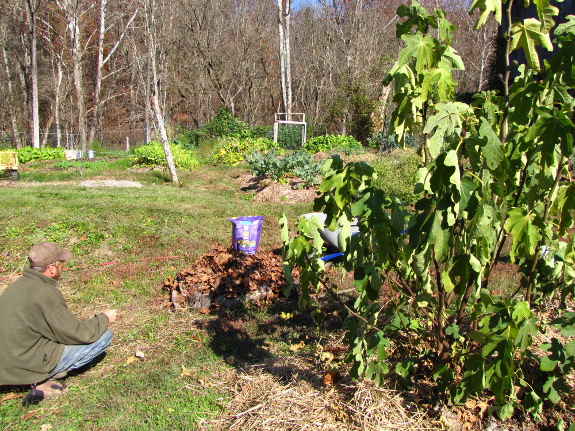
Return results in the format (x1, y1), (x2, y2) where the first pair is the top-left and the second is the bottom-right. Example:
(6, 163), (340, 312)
(99, 329), (113, 349)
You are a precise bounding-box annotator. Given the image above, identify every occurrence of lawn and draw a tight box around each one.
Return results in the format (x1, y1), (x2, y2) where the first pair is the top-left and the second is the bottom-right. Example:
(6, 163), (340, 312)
(3, 157), (436, 430)
(0, 158), (330, 430)
(2, 155), (557, 430)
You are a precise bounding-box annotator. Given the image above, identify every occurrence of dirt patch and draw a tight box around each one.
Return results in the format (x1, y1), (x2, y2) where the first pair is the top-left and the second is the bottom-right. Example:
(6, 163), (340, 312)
(236, 173), (318, 203)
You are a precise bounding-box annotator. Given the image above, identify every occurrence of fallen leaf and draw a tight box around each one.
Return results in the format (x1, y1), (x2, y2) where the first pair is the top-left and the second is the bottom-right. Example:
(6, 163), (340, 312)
(198, 307), (210, 315)
(181, 365), (194, 377)
(135, 350), (145, 359)
(323, 370), (342, 386)
(289, 341), (305, 352)
(126, 356), (138, 364)
(319, 351), (335, 364)
(22, 411), (38, 420)
(1, 392), (23, 402)
(40, 425), (53, 431)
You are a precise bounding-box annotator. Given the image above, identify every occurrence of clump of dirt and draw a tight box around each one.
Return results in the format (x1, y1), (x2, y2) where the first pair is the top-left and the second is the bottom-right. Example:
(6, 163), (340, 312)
(236, 173), (318, 203)
(162, 243), (296, 311)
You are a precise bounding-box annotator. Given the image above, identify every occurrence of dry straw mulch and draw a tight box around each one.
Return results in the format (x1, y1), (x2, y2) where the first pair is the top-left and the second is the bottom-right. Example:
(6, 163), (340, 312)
(202, 356), (442, 431)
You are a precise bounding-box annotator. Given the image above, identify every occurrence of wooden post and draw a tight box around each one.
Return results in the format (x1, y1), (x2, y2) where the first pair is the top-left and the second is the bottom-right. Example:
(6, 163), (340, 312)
(126, 136), (130, 152)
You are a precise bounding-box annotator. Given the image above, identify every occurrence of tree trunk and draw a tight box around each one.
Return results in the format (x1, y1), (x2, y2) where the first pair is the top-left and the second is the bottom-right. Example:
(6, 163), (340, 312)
(147, 0), (179, 186)
(66, 5), (87, 152)
(1, 44), (21, 148)
(25, 0), (40, 149)
(42, 56), (63, 148)
(277, 0), (292, 119)
(88, 1), (137, 144)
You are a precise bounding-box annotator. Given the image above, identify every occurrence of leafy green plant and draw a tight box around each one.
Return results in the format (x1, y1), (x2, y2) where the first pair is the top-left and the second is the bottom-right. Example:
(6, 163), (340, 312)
(245, 149), (322, 188)
(277, 125), (304, 150)
(173, 126), (203, 150)
(367, 132), (419, 152)
(282, 0), (575, 423)
(302, 134), (362, 154)
(201, 107), (249, 138)
(371, 149), (423, 204)
(212, 137), (278, 166)
(16, 147), (65, 164)
(247, 125), (273, 139)
(133, 141), (201, 169)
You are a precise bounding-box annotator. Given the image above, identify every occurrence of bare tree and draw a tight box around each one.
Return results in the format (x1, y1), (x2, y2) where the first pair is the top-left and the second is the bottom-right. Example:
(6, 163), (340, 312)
(145, 0), (179, 186)
(278, 0), (292, 119)
(0, 22), (22, 147)
(24, 0), (41, 148)
(88, 0), (138, 144)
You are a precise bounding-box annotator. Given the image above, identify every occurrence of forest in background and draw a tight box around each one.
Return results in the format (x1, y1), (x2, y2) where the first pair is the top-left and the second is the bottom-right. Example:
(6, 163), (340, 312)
(0, 0), (496, 150)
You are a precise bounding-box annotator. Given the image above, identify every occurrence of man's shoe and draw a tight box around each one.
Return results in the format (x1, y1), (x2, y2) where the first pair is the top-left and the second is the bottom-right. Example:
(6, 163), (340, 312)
(22, 380), (65, 406)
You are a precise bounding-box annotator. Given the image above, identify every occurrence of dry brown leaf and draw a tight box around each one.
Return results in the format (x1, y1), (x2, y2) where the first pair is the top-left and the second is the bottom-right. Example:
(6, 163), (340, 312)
(323, 370), (342, 386)
(1, 392), (23, 402)
(198, 307), (210, 315)
(289, 341), (305, 352)
(22, 411), (38, 420)
(181, 365), (194, 377)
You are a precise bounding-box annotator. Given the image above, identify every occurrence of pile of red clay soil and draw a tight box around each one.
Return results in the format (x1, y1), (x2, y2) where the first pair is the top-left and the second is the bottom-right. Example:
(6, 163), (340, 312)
(162, 243), (294, 312)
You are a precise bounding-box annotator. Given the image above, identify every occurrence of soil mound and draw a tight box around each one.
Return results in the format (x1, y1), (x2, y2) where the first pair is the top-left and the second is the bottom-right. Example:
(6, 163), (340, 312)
(163, 244), (294, 311)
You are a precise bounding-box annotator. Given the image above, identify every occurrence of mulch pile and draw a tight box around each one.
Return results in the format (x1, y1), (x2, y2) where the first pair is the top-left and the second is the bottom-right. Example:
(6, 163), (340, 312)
(162, 243), (294, 311)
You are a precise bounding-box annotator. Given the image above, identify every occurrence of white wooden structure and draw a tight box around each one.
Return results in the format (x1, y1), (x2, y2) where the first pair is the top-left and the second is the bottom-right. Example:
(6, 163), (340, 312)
(273, 113), (307, 146)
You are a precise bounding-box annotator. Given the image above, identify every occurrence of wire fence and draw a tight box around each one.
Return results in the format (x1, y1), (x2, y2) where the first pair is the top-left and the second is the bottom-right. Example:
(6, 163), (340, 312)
(1, 126), (149, 151)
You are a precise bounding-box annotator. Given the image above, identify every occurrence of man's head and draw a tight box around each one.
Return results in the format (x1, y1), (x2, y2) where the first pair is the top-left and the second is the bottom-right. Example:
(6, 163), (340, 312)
(28, 242), (72, 279)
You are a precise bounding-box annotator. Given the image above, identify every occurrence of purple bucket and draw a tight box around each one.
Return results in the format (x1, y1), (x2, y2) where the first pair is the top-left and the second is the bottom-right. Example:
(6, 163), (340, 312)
(229, 216), (264, 255)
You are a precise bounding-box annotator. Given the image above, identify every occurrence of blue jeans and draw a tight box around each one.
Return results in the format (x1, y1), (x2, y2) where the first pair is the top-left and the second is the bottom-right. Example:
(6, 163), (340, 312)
(48, 329), (113, 378)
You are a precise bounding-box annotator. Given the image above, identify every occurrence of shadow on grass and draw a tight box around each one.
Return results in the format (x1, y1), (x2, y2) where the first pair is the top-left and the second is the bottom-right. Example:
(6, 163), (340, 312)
(198, 288), (349, 392)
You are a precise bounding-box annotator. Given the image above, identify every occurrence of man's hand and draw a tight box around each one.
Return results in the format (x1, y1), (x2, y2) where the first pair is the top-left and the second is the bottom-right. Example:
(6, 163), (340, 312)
(102, 309), (117, 324)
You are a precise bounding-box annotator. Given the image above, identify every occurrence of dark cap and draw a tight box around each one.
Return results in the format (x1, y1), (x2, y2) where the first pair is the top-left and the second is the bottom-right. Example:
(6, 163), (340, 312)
(28, 242), (73, 267)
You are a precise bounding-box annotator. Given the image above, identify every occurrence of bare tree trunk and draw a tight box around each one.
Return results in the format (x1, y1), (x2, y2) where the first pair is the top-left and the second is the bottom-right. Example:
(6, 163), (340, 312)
(63, 3), (87, 153)
(1, 44), (21, 148)
(88, 1), (137, 144)
(25, 0), (40, 148)
(42, 56), (63, 148)
(146, 0), (179, 186)
(277, 0), (292, 119)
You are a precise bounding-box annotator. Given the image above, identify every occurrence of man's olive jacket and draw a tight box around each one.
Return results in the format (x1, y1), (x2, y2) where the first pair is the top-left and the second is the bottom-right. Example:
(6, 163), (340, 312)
(0, 268), (109, 385)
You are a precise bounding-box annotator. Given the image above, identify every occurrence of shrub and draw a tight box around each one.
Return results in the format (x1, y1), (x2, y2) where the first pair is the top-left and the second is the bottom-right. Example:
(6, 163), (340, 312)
(245, 149), (322, 188)
(172, 126), (203, 150)
(201, 107), (249, 138)
(17, 147), (65, 164)
(367, 132), (420, 152)
(212, 137), (278, 166)
(133, 141), (201, 169)
(303, 134), (362, 154)
(370, 149), (423, 204)
(246, 125), (273, 139)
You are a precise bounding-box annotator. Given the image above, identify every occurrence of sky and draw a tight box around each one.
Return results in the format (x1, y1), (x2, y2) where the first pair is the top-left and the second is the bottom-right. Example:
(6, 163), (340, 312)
(291, 0), (317, 10)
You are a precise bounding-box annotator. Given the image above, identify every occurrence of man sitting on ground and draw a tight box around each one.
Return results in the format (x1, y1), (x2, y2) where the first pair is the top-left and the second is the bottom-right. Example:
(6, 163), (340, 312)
(0, 242), (117, 405)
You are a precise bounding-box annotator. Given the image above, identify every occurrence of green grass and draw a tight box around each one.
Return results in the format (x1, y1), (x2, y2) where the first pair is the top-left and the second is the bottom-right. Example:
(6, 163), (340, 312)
(0, 157), (317, 430)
